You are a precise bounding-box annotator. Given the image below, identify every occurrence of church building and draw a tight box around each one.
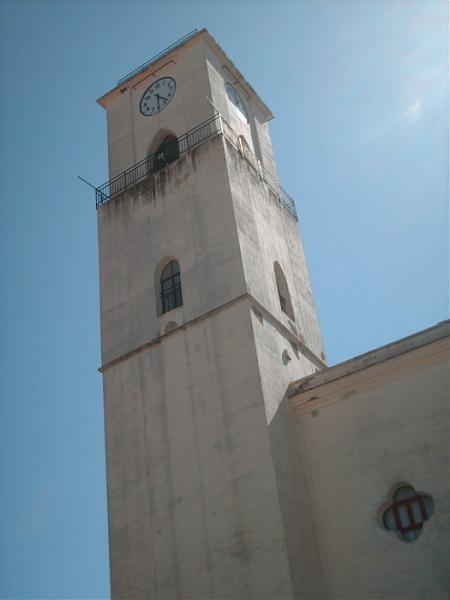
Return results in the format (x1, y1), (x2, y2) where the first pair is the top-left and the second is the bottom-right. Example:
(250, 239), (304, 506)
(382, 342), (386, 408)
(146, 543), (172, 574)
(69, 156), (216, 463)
(95, 29), (449, 599)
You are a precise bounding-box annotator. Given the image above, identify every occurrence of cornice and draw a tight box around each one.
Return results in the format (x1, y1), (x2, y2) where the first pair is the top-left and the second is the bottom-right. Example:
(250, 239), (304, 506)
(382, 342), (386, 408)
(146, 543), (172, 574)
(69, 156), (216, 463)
(290, 320), (450, 397)
(97, 29), (273, 121)
(99, 292), (325, 373)
(289, 333), (449, 417)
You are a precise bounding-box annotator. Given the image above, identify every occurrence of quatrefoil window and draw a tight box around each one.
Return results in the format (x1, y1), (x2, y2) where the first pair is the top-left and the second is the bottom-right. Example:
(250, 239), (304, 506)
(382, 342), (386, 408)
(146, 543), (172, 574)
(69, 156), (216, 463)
(383, 484), (434, 542)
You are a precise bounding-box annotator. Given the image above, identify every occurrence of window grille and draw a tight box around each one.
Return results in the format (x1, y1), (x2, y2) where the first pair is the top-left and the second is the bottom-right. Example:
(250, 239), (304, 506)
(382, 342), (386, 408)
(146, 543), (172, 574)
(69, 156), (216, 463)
(161, 260), (183, 313)
(382, 484), (434, 542)
(278, 292), (288, 314)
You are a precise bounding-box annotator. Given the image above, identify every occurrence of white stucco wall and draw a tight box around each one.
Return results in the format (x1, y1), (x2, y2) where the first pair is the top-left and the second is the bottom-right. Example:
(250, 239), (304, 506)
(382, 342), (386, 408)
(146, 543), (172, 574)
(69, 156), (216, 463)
(249, 306), (325, 599)
(220, 132), (326, 597)
(224, 139), (324, 360)
(98, 136), (244, 365)
(294, 354), (449, 599)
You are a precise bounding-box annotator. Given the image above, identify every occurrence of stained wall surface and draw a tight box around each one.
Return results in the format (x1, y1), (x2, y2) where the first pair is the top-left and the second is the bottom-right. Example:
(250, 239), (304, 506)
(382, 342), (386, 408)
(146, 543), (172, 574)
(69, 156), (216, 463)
(224, 139), (324, 362)
(251, 307), (326, 600)
(221, 134), (326, 598)
(103, 299), (296, 600)
(98, 136), (244, 365)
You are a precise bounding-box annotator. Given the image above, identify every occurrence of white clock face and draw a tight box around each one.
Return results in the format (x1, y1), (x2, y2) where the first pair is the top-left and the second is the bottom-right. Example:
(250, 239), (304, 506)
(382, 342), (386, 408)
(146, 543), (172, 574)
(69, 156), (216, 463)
(140, 77), (176, 116)
(226, 82), (248, 123)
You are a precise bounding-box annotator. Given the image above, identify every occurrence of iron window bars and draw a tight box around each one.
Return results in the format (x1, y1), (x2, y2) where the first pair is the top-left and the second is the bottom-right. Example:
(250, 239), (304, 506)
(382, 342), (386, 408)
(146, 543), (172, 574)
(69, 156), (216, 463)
(383, 485), (434, 542)
(160, 260), (183, 313)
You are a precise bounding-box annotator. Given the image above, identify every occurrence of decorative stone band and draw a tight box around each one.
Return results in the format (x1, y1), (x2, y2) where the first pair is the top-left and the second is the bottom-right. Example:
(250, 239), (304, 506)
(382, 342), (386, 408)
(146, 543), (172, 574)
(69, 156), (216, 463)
(99, 292), (325, 373)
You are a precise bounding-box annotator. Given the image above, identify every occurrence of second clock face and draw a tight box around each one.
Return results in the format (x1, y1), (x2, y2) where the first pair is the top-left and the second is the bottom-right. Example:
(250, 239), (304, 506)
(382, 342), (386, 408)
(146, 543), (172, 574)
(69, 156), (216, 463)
(226, 82), (248, 123)
(140, 77), (176, 116)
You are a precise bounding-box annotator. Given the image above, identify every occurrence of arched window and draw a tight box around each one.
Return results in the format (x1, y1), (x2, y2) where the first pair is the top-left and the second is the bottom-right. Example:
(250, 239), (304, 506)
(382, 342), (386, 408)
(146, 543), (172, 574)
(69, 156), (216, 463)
(151, 134), (179, 173)
(274, 262), (295, 320)
(160, 260), (183, 314)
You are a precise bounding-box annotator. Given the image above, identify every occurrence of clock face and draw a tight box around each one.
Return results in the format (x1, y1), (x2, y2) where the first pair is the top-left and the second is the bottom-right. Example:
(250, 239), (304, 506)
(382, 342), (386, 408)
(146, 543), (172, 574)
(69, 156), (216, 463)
(140, 77), (176, 116)
(225, 82), (248, 123)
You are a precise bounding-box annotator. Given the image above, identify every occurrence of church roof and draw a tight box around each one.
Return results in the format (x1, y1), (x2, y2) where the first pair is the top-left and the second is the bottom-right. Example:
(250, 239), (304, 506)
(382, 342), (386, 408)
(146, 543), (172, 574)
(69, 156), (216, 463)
(289, 319), (450, 402)
(97, 29), (273, 121)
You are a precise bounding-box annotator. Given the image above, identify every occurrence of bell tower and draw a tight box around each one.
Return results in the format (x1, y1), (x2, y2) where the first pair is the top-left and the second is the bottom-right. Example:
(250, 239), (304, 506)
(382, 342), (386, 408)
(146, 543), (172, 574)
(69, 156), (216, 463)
(97, 29), (326, 599)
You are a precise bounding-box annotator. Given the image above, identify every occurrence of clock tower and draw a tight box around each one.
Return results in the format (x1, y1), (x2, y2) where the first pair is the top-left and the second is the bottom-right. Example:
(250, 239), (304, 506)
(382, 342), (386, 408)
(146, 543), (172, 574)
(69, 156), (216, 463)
(96, 29), (325, 599)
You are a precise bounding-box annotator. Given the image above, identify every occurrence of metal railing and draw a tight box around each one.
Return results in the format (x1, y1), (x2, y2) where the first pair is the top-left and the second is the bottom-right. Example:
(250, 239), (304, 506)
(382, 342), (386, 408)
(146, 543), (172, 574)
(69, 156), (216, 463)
(222, 119), (297, 219)
(95, 114), (222, 206)
(95, 113), (298, 219)
(279, 188), (297, 218)
(117, 30), (199, 87)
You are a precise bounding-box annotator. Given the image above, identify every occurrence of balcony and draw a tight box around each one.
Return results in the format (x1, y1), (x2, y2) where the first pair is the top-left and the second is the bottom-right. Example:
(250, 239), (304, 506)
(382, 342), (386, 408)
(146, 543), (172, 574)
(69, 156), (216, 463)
(95, 113), (297, 220)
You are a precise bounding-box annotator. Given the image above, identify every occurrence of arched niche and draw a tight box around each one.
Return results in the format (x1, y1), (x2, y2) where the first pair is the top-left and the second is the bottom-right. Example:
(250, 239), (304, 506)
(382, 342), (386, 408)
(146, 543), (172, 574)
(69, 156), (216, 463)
(274, 261), (295, 320)
(148, 129), (179, 173)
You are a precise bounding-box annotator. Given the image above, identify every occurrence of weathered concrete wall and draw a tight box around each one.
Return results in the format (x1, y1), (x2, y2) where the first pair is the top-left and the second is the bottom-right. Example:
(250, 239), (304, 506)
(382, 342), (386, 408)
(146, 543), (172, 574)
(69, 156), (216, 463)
(250, 307), (325, 599)
(221, 136), (326, 597)
(98, 135), (245, 365)
(99, 134), (305, 598)
(295, 355), (449, 599)
(224, 139), (324, 361)
(103, 299), (295, 599)
(99, 57), (327, 598)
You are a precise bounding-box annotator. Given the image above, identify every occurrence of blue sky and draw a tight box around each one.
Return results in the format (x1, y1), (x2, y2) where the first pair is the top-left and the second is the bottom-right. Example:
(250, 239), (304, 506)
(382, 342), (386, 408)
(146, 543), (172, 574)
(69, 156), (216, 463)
(0, 1), (447, 598)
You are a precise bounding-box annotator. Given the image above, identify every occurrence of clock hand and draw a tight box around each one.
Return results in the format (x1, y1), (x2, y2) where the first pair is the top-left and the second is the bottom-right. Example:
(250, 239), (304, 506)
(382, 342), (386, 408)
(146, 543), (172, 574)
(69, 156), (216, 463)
(155, 93), (169, 103)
